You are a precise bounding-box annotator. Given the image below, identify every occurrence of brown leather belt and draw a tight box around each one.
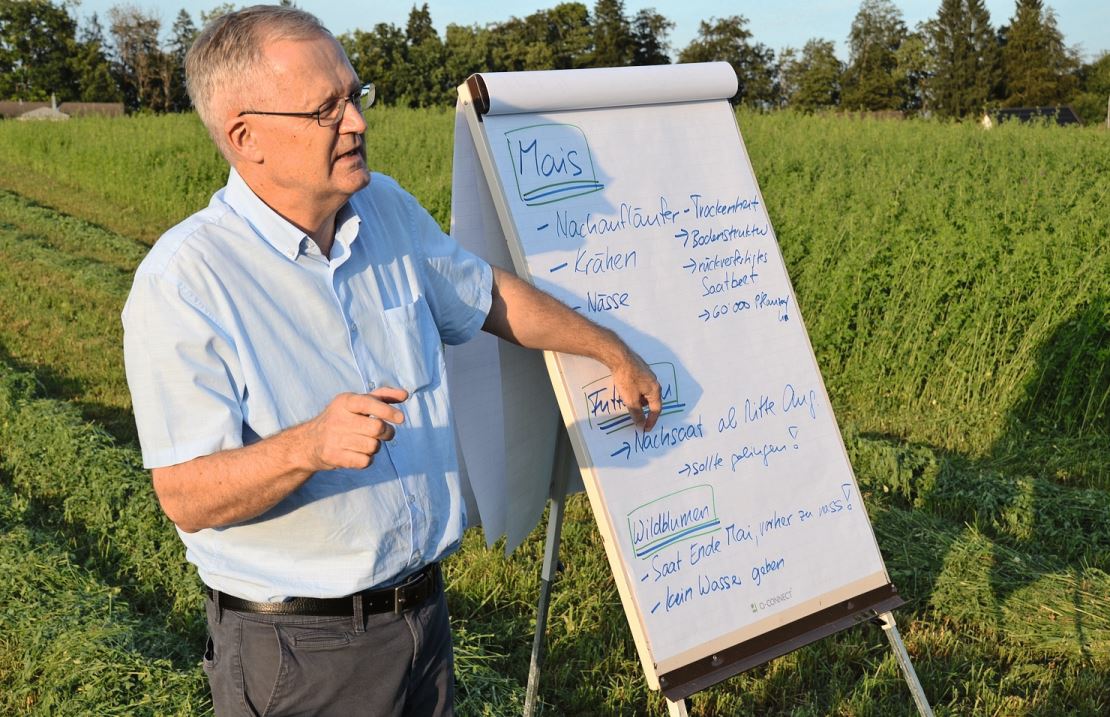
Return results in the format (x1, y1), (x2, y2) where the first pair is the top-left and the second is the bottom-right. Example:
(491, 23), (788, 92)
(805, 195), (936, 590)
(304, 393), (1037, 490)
(206, 563), (441, 616)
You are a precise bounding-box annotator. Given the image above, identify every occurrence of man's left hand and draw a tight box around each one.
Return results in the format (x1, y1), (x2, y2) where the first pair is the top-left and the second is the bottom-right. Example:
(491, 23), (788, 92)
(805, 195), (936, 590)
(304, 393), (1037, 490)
(611, 349), (662, 432)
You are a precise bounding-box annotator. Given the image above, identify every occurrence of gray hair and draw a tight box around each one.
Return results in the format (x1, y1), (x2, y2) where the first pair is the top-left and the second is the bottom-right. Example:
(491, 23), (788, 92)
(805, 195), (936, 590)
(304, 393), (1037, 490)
(185, 5), (334, 156)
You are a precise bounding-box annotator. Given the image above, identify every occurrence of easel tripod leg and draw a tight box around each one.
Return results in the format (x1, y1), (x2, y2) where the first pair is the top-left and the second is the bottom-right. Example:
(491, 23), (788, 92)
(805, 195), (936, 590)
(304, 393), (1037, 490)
(877, 611), (934, 717)
(524, 574), (555, 716)
(524, 426), (572, 717)
(666, 698), (689, 716)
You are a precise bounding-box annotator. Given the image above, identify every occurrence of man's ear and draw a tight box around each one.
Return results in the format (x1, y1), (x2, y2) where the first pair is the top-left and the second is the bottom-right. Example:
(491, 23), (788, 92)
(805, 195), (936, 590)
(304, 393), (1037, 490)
(224, 115), (264, 164)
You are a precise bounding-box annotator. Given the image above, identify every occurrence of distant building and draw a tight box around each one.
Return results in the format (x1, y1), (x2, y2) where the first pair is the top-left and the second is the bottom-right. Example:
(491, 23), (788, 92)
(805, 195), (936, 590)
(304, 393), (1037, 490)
(981, 106), (1082, 128)
(17, 106), (69, 121)
(0, 100), (124, 120)
(59, 102), (125, 118)
(0, 101), (50, 119)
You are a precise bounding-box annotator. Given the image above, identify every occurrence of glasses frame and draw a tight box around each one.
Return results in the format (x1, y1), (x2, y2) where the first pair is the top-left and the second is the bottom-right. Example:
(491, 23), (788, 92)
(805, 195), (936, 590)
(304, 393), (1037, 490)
(238, 83), (376, 127)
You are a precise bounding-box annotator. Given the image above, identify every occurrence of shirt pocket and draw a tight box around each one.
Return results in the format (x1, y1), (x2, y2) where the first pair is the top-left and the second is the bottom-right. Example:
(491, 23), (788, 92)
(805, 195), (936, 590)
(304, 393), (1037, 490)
(377, 295), (440, 393)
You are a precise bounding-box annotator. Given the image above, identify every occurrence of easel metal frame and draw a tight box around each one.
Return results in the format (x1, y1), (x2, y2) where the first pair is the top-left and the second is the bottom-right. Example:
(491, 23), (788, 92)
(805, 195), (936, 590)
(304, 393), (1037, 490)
(522, 426), (571, 716)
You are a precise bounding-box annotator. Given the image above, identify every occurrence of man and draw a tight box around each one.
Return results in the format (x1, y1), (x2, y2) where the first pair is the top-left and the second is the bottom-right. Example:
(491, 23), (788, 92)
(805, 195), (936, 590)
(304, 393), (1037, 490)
(122, 5), (661, 716)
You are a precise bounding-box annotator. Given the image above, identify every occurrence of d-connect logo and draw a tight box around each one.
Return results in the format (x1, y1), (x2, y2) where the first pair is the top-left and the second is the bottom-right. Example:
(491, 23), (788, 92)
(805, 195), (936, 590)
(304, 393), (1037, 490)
(751, 589), (793, 614)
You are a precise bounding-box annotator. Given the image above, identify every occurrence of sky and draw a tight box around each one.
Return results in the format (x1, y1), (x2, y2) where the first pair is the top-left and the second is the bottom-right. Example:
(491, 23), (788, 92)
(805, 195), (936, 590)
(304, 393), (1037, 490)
(73, 0), (1109, 63)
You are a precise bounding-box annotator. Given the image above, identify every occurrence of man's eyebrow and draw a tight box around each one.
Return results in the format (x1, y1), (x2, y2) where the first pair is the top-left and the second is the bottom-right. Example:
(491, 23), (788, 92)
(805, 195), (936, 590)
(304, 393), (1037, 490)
(315, 82), (361, 107)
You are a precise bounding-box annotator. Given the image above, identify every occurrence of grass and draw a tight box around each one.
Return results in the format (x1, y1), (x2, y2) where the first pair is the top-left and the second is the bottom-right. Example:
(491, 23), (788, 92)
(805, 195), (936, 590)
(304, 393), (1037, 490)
(0, 191), (142, 443)
(0, 108), (1107, 714)
(0, 109), (455, 246)
(745, 113), (1110, 486)
(0, 109), (1103, 483)
(0, 483), (209, 716)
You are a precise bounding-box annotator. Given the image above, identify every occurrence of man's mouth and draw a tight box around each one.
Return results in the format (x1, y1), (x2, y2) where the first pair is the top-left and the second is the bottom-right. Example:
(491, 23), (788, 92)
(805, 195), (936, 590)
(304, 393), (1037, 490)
(337, 146), (362, 161)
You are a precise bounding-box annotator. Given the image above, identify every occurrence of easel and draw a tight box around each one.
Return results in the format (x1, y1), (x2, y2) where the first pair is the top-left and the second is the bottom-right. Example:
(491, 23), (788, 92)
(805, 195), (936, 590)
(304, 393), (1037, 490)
(449, 65), (933, 716)
(522, 428), (935, 717)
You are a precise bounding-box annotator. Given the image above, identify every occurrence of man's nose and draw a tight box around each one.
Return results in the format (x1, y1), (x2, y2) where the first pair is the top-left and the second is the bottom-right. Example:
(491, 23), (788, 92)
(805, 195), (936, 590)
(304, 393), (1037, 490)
(339, 100), (368, 134)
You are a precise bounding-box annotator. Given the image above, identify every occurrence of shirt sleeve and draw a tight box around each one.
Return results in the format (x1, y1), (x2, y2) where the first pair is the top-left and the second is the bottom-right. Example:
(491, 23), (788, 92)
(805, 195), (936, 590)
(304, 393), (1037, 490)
(122, 272), (245, 469)
(403, 190), (493, 346)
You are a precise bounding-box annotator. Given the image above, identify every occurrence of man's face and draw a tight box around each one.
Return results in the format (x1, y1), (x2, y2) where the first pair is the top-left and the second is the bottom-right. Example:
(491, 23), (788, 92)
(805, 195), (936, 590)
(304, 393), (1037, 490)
(245, 35), (370, 213)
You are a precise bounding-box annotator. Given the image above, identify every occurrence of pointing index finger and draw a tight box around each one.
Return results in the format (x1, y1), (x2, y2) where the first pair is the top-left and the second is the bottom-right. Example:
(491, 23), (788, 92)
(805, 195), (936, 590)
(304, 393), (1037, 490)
(345, 388), (408, 424)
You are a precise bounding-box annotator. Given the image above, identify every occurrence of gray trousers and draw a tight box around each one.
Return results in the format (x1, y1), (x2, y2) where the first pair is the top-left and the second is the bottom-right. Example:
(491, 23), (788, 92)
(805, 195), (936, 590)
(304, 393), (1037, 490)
(203, 585), (454, 717)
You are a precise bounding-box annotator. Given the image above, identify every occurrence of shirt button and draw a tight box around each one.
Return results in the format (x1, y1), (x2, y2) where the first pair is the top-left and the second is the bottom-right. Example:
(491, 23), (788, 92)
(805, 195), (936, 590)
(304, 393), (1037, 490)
(349, 322), (358, 335)
(408, 494), (416, 505)
(411, 550), (420, 562)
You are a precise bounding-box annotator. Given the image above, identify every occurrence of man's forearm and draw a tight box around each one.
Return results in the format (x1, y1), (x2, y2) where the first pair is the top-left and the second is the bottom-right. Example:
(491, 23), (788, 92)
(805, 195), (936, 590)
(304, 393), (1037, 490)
(152, 423), (316, 533)
(482, 266), (662, 429)
(152, 389), (407, 533)
(483, 267), (629, 365)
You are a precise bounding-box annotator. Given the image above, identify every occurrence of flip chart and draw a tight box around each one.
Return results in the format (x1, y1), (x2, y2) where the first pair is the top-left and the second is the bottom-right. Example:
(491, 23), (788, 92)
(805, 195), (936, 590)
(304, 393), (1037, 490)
(451, 63), (901, 699)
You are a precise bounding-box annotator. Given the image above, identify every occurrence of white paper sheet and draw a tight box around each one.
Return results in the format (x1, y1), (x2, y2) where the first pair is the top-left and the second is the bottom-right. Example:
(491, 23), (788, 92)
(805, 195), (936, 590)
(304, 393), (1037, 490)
(448, 101), (565, 553)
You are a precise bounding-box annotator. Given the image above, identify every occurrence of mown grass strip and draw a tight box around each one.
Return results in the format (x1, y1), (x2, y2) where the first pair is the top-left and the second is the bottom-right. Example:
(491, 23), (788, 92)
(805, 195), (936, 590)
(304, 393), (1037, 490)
(0, 224), (135, 297)
(0, 362), (202, 637)
(0, 361), (534, 715)
(930, 524), (1110, 663)
(0, 206), (138, 442)
(0, 190), (150, 272)
(0, 114), (226, 245)
(0, 485), (209, 716)
(866, 497), (1110, 666)
(0, 159), (166, 245)
(0, 493), (526, 717)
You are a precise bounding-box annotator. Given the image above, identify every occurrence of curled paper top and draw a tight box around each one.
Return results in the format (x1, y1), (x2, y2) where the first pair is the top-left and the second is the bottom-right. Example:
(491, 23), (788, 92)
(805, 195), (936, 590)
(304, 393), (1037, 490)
(471, 62), (738, 116)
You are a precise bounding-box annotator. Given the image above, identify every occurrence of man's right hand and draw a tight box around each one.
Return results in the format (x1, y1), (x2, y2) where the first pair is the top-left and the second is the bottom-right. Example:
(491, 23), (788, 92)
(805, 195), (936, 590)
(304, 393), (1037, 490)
(151, 386), (411, 532)
(303, 388), (409, 471)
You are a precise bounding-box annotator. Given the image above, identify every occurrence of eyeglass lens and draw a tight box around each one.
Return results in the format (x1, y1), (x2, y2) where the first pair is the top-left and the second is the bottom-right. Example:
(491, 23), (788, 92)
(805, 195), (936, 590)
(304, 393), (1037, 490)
(320, 84), (375, 127)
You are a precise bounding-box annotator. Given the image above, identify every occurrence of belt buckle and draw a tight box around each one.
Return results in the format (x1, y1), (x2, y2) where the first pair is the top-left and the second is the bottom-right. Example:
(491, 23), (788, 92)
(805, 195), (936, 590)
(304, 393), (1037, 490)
(392, 564), (431, 614)
(393, 582), (405, 614)
(393, 570), (418, 614)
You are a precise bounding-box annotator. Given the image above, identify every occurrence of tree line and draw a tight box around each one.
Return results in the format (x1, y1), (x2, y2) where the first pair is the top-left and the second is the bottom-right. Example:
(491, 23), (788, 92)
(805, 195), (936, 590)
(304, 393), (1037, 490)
(1, 0), (1107, 123)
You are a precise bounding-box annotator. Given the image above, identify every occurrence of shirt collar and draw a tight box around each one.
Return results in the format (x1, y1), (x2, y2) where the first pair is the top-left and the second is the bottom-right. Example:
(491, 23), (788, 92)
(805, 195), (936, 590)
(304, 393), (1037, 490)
(332, 201), (362, 256)
(221, 169), (363, 264)
(223, 168), (310, 261)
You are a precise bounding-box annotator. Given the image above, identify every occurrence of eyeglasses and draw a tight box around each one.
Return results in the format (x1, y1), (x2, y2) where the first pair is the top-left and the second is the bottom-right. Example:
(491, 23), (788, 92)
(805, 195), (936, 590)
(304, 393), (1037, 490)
(238, 83), (376, 127)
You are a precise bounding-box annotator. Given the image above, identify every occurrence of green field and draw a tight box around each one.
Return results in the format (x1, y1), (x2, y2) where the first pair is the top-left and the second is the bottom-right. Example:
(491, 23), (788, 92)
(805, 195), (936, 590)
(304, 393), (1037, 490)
(0, 109), (1106, 715)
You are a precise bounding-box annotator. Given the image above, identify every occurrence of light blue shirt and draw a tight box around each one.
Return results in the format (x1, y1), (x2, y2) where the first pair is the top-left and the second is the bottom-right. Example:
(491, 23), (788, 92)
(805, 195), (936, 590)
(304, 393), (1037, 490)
(123, 169), (492, 602)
